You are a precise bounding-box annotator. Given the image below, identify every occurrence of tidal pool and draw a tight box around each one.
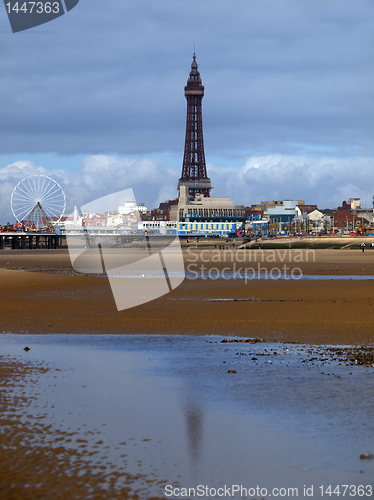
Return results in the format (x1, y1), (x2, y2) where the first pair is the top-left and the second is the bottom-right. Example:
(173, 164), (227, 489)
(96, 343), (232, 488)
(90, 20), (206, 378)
(1, 334), (373, 498)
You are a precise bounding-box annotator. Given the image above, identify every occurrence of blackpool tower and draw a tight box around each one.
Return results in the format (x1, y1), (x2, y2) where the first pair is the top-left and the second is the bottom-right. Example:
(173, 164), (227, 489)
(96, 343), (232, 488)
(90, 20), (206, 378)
(178, 54), (212, 198)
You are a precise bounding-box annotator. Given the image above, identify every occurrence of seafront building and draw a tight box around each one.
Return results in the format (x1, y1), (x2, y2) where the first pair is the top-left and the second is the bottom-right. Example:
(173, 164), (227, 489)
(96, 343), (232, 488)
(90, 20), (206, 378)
(263, 200), (304, 224)
(169, 186), (246, 222)
(118, 200), (147, 215)
(140, 220), (239, 237)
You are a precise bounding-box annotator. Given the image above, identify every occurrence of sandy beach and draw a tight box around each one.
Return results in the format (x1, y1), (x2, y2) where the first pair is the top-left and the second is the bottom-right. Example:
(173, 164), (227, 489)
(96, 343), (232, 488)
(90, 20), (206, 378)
(0, 247), (373, 345)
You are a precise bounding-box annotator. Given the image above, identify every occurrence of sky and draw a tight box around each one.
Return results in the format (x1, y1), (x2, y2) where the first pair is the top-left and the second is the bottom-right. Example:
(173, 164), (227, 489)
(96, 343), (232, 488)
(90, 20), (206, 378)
(1, 0), (374, 221)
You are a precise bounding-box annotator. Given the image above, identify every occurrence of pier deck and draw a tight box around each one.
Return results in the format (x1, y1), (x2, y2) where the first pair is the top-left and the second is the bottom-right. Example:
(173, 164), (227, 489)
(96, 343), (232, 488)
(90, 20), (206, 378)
(0, 233), (63, 250)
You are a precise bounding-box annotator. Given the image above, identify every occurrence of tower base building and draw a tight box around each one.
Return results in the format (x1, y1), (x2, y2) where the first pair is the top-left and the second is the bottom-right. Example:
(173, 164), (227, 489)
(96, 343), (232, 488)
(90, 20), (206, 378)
(170, 186), (245, 222)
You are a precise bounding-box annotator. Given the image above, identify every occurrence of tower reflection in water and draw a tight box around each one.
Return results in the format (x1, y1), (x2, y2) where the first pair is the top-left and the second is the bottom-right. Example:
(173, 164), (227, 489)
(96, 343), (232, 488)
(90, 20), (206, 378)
(182, 396), (205, 470)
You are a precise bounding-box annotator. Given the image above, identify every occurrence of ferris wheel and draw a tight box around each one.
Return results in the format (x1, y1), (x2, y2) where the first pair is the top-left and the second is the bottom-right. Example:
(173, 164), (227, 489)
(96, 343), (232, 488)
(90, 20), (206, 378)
(11, 175), (66, 229)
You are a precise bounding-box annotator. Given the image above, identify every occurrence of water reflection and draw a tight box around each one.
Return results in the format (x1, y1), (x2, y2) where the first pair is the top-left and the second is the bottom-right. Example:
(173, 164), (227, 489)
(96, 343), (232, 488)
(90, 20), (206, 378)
(182, 396), (204, 469)
(1, 334), (374, 499)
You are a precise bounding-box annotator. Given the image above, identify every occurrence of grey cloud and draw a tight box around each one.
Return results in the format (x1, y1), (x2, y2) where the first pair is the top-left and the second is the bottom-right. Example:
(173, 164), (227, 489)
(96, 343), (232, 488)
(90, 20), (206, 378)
(0, 0), (373, 156)
(209, 155), (374, 209)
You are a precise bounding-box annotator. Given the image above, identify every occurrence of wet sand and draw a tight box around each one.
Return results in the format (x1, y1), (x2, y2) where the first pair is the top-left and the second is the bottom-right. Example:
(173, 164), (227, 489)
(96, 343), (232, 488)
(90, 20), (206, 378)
(0, 355), (165, 500)
(1, 245), (374, 275)
(0, 248), (373, 345)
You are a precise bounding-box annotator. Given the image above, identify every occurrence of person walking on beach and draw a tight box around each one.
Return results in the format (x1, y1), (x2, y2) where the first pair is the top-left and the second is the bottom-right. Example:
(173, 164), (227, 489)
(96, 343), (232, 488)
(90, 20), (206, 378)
(361, 242), (365, 252)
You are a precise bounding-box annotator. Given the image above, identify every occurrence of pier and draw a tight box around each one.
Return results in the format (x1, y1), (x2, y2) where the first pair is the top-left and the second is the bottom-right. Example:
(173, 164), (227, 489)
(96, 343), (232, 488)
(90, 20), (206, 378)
(0, 233), (64, 250)
(0, 232), (175, 250)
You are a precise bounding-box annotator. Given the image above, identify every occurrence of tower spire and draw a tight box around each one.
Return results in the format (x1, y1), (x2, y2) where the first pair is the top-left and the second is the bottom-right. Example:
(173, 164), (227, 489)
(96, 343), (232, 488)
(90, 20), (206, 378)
(178, 54), (212, 198)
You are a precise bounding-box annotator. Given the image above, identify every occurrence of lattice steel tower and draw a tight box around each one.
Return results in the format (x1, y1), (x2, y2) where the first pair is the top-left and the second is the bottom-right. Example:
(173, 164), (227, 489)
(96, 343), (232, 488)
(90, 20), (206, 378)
(178, 54), (212, 198)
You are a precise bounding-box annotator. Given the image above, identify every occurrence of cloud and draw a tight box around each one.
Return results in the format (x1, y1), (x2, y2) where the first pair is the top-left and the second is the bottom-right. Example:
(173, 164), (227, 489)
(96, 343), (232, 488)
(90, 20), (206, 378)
(209, 155), (374, 209)
(1, 154), (373, 224)
(0, 156), (179, 222)
(0, 0), (373, 157)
